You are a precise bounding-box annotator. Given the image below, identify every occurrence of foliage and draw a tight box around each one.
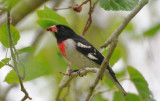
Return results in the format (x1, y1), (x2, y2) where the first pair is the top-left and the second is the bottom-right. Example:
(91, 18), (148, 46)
(0, 23), (20, 48)
(5, 46), (67, 83)
(128, 66), (152, 101)
(17, 46), (34, 54)
(99, 0), (139, 11)
(1, 0), (20, 10)
(0, 58), (11, 69)
(113, 92), (142, 101)
(102, 42), (127, 66)
(37, 6), (69, 29)
(143, 24), (160, 37)
(0, 0), (156, 101)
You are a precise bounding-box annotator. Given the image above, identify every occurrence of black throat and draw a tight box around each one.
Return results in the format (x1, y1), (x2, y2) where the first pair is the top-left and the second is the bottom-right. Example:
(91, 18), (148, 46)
(54, 32), (77, 44)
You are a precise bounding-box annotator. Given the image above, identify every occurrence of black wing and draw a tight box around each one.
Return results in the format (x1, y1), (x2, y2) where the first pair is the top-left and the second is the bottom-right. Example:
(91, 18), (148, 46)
(73, 35), (104, 65)
(73, 35), (116, 78)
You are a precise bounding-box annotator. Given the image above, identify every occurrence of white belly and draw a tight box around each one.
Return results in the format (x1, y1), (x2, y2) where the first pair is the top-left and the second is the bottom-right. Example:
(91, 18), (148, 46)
(64, 39), (99, 69)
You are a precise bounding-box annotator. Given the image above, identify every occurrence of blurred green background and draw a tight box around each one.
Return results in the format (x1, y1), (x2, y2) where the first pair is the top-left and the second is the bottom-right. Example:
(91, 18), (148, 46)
(0, 0), (160, 101)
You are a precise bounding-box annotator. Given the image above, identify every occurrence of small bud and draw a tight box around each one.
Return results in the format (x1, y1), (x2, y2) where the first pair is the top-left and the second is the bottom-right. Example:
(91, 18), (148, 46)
(73, 4), (82, 12)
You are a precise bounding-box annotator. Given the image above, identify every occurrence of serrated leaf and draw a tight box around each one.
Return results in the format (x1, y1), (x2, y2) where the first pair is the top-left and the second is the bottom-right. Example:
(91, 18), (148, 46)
(18, 46), (34, 54)
(37, 6), (69, 29)
(0, 58), (11, 69)
(128, 66), (150, 101)
(0, 23), (20, 48)
(143, 24), (160, 37)
(99, 0), (139, 11)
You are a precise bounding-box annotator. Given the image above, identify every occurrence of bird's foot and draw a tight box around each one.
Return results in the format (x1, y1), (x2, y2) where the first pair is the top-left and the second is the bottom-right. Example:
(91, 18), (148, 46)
(68, 69), (83, 77)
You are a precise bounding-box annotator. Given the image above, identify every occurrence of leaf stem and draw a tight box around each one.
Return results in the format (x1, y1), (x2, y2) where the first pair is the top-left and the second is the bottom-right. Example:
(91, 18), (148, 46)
(7, 9), (31, 101)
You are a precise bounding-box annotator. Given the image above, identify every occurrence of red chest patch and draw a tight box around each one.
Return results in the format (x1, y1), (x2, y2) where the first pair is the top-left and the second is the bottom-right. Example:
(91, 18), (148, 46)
(58, 41), (68, 60)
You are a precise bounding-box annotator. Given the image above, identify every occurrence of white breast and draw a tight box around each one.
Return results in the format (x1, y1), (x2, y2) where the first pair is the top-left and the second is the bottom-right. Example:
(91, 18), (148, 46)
(64, 39), (100, 69)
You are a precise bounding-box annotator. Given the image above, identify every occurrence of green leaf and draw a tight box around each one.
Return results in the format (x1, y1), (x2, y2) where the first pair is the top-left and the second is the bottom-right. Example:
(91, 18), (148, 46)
(18, 46), (34, 54)
(37, 6), (69, 29)
(99, 0), (139, 11)
(92, 94), (108, 101)
(37, 18), (59, 29)
(113, 92), (142, 101)
(103, 76), (114, 87)
(143, 24), (160, 37)
(0, 23), (20, 48)
(128, 66), (150, 101)
(5, 45), (67, 83)
(0, 58), (11, 69)
(0, 62), (5, 69)
(125, 93), (142, 101)
(5, 50), (53, 83)
(116, 69), (126, 78)
(113, 91), (125, 101)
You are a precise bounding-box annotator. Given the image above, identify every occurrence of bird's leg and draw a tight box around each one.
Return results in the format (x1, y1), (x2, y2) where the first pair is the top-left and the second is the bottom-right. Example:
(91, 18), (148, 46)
(68, 69), (84, 77)
(68, 69), (79, 76)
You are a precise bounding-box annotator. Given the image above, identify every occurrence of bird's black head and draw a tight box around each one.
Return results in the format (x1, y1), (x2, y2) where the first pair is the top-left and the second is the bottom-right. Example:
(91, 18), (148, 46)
(46, 24), (76, 43)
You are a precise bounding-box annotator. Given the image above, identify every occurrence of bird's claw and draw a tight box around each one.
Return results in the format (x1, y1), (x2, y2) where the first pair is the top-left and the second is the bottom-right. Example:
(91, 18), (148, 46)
(68, 69), (83, 77)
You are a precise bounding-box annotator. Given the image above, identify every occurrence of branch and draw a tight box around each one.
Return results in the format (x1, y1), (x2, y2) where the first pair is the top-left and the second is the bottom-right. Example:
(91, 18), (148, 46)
(54, 0), (90, 11)
(7, 10), (32, 101)
(53, 0), (98, 36)
(85, 0), (148, 100)
(100, 0), (149, 48)
(85, 40), (117, 101)
(56, 66), (99, 101)
(56, 64), (73, 101)
(0, 0), (48, 26)
(81, 0), (98, 36)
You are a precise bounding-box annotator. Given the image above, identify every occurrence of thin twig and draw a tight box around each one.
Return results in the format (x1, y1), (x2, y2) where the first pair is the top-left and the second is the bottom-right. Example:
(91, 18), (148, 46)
(56, 67), (99, 101)
(54, 0), (90, 10)
(7, 10), (32, 101)
(81, 0), (98, 36)
(78, 0), (90, 8)
(56, 64), (73, 101)
(85, 0), (148, 100)
(13, 46), (26, 79)
(100, 0), (149, 48)
(7, 10), (21, 77)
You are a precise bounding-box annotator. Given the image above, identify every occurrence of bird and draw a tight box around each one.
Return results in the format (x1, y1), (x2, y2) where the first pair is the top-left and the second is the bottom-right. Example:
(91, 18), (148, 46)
(46, 24), (127, 96)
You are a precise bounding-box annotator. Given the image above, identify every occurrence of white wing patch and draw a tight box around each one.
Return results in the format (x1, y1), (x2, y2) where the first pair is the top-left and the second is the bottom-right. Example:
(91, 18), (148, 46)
(88, 53), (98, 60)
(77, 42), (91, 48)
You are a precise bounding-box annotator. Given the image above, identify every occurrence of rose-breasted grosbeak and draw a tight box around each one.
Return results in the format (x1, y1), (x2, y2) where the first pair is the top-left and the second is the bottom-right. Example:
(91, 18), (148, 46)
(46, 24), (127, 96)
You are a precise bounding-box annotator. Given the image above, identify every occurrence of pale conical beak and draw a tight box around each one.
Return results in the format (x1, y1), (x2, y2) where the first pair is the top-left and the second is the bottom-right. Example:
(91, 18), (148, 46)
(46, 25), (58, 32)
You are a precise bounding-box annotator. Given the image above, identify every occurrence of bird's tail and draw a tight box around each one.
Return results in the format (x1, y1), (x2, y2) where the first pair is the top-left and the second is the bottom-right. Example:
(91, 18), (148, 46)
(104, 65), (127, 96)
